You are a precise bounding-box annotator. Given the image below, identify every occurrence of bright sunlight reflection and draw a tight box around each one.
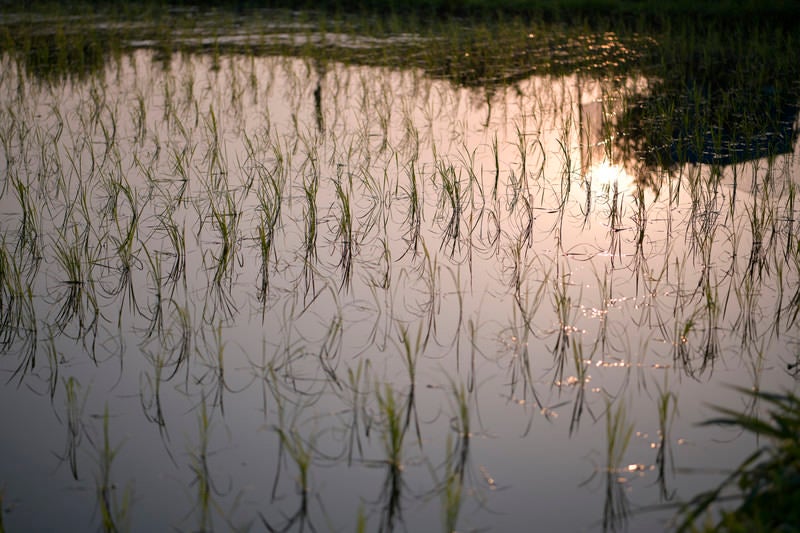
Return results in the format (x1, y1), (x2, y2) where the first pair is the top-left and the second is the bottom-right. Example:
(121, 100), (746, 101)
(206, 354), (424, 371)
(588, 159), (635, 192)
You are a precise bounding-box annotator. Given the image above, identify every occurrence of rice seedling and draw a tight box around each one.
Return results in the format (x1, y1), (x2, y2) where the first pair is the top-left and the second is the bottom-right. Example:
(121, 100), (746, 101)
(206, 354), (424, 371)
(139, 344), (169, 435)
(343, 359), (370, 466)
(42, 326), (60, 401)
(188, 397), (215, 533)
(602, 398), (634, 533)
(435, 379), (471, 533)
(55, 377), (86, 481)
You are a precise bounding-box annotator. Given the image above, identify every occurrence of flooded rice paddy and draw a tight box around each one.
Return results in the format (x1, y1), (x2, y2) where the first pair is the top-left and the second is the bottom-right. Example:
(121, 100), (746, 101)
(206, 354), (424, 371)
(0, 10), (799, 532)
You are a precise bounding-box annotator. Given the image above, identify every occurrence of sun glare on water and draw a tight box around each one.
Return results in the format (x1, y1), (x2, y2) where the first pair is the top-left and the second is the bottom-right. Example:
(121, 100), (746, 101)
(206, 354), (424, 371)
(588, 159), (635, 192)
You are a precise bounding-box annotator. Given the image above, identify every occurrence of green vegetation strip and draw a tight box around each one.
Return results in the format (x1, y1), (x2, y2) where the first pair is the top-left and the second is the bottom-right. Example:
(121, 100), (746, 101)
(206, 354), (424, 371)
(9, 0), (800, 25)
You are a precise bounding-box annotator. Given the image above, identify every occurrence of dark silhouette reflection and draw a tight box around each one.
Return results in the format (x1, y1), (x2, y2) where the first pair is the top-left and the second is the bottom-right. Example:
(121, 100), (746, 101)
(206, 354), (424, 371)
(616, 30), (800, 172)
(13, 30), (113, 83)
(619, 86), (798, 169)
(313, 60), (325, 135)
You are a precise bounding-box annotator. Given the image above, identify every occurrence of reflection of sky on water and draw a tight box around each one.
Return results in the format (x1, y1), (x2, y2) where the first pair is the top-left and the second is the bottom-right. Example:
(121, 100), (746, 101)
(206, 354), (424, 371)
(0, 48), (798, 531)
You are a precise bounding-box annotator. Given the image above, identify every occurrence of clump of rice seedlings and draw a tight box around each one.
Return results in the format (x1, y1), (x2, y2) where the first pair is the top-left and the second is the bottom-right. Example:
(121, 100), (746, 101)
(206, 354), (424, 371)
(42, 327), (60, 401)
(550, 265), (578, 386)
(333, 177), (355, 291)
(436, 162), (462, 257)
(514, 124), (529, 192)
(0, 207), (37, 376)
(416, 241), (439, 346)
(203, 106), (226, 186)
(170, 142), (194, 189)
(189, 397), (215, 533)
(693, 272), (720, 376)
(315, 296), (344, 384)
(262, 427), (317, 532)
(399, 161), (423, 259)
(11, 174), (42, 266)
(100, 170), (143, 325)
(654, 380), (677, 502)
(90, 404), (132, 533)
(676, 388), (800, 532)
(197, 323), (231, 415)
(515, 186), (535, 251)
(157, 212), (186, 287)
(164, 298), (193, 386)
(630, 185), (648, 285)
(567, 341), (590, 437)
(141, 245), (167, 341)
(131, 92), (147, 145)
(744, 195), (775, 282)
(491, 133), (500, 200)
(254, 159), (284, 305)
(342, 359), (371, 465)
(260, 361), (320, 531)
(7, 311), (38, 389)
(782, 181), (796, 263)
(139, 345), (169, 436)
(501, 312), (543, 415)
(375, 383), (407, 532)
(556, 130), (574, 211)
(301, 163), (320, 296)
(51, 224), (100, 344)
(590, 398), (633, 533)
(439, 379), (471, 533)
(733, 268), (759, 349)
(57, 377), (86, 481)
(506, 244), (548, 334)
(605, 178), (624, 262)
(590, 265), (612, 358)
(397, 323), (424, 446)
(208, 186), (241, 287)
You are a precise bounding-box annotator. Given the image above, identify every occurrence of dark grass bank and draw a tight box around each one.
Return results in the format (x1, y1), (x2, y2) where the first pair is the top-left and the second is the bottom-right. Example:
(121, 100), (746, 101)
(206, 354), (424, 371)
(5, 0), (800, 28)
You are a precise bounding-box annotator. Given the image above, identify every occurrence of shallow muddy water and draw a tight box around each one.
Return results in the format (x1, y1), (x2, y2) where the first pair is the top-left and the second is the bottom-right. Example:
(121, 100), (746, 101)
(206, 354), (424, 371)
(0, 13), (799, 532)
